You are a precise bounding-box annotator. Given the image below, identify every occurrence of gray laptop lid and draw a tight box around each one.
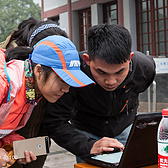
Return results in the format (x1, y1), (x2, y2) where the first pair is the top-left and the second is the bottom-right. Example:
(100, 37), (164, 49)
(82, 112), (162, 168)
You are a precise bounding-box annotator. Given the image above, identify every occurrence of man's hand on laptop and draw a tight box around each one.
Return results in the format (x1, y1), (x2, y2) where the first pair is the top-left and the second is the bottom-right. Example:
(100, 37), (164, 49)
(90, 137), (124, 155)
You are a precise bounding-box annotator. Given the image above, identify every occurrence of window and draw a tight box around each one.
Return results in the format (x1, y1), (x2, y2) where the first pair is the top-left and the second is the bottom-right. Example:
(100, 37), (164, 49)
(79, 8), (91, 51)
(48, 15), (60, 25)
(103, 0), (118, 24)
(136, 0), (168, 57)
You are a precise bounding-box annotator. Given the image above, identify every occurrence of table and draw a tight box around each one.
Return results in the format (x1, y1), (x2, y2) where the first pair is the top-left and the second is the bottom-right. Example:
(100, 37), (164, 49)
(74, 162), (158, 168)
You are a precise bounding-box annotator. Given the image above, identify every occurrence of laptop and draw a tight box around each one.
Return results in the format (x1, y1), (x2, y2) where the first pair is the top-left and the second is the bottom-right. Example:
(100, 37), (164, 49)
(82, 112), (162, 168)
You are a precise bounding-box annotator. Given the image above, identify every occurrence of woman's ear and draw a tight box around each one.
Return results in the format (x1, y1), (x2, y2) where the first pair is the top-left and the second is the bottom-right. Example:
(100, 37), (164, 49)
(34, 64), (43, 80)
(83, 53), (90, 66)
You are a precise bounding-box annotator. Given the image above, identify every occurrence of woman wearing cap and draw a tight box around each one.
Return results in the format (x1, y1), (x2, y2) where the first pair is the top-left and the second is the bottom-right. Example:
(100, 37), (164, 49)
(0, 17), (82, 168)
(0, 35), (95, 167)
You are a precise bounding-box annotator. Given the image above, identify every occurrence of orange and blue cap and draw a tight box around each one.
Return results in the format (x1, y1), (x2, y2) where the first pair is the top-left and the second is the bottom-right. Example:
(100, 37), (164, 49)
(30, 35), (95, 87)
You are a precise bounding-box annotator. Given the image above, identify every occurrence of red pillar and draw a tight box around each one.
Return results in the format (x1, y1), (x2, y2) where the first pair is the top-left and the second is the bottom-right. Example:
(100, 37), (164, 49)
(118, 0), (124, 26)
(68, 0), (73, 41)
(41, 0), (44, 21)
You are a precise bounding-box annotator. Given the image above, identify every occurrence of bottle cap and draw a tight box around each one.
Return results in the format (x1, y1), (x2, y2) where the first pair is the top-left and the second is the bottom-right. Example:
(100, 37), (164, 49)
(162, 109), (168, 116)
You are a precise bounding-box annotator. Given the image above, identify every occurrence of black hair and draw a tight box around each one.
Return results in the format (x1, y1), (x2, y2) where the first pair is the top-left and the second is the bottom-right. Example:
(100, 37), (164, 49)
(29, 19), (68, 47)
(9, 17), (40, 47)
(10, 17), (68, 47)
(5, 46), (33, 62)
(5, 17), (68, 81)
(5, 46), (52, 82)
(87, 23), (132, 64)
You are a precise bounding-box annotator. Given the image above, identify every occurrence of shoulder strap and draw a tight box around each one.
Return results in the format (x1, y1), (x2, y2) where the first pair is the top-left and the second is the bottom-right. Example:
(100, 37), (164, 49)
(0, 49), (10, 105)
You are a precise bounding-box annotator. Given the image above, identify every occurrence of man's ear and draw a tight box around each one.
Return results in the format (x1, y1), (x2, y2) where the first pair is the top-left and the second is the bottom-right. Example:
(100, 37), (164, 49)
(83, 53), (90, 66)
(129, 52), (134, 62)
(34, 64), (43, 80)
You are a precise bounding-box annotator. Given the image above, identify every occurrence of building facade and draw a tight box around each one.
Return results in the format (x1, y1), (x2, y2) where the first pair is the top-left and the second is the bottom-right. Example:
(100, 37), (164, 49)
(41, 0), (168, 111)
(41, 0), (168, 57)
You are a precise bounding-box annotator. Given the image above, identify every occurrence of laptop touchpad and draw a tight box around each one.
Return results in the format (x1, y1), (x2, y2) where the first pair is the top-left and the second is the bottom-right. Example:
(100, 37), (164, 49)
(91, 151), (123, 164)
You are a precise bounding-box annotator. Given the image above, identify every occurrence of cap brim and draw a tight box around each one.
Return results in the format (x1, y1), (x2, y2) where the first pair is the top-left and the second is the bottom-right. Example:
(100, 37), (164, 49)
(52, 68), (95, 87)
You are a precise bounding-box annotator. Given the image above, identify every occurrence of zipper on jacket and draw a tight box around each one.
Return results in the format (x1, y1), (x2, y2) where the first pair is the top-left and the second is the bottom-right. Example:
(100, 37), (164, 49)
(104, 92), (115, 136)
(104, 120), (109, 136)
(107, 92), (115, 116)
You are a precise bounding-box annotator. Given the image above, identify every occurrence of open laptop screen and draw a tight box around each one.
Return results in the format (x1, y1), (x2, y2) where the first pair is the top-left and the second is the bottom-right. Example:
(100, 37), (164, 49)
(82, 112), (162, 168)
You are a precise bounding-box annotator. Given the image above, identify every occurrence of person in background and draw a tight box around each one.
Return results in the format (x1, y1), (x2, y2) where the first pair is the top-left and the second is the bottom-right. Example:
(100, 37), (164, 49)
(0, 17), (68, 168)
(44, 23), (156, 163)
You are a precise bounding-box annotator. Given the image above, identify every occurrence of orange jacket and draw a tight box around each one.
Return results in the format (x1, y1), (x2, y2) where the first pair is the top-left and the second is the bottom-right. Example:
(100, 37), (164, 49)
(0, 49), (35, 146)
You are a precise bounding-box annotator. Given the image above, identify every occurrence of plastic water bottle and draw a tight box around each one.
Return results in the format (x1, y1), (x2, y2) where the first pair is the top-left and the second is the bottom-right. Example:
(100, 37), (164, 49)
(158, 109), (168, 168)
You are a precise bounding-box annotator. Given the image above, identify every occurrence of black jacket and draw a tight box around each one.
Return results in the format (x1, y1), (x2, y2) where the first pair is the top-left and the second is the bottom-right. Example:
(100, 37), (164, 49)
(44, 51), (156, 157)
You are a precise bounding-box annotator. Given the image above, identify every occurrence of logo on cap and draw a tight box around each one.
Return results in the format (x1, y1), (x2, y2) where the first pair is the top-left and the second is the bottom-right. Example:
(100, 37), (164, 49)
(69, 60), (80, 67)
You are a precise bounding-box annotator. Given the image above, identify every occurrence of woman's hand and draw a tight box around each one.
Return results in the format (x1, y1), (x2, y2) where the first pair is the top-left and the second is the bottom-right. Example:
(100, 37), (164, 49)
(17, 151), (37, 165)
(0, 148), (13, 168)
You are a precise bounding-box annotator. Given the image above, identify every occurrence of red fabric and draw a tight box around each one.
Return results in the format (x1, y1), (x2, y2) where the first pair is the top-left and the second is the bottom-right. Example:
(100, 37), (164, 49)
(0, 131), (25, 147)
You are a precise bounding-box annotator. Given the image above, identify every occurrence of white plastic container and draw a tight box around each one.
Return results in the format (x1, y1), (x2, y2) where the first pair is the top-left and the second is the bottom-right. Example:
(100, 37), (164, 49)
(158, 109), (168, 168)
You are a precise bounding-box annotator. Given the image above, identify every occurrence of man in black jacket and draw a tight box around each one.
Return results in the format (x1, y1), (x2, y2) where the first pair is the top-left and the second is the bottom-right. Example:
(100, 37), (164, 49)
(44, 24), (156, 162)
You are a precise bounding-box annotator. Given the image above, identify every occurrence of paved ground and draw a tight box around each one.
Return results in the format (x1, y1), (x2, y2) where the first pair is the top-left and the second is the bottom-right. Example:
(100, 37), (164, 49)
(43, 139), (76, 168)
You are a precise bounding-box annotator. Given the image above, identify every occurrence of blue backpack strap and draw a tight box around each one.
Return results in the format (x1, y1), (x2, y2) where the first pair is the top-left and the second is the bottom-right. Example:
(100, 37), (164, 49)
(4, 62), (11, 102)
